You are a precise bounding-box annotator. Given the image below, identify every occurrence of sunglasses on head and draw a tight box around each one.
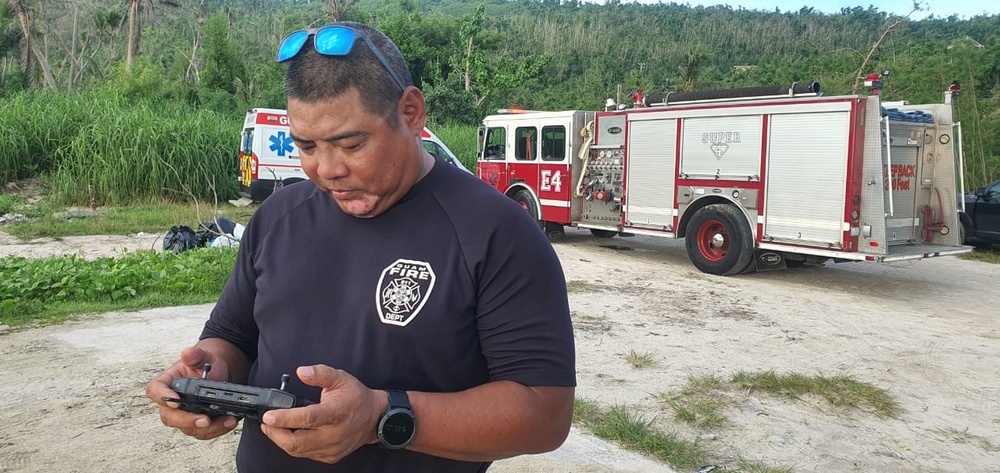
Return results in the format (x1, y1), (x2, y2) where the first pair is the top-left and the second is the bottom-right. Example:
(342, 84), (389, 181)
(276, 25), (406, 92)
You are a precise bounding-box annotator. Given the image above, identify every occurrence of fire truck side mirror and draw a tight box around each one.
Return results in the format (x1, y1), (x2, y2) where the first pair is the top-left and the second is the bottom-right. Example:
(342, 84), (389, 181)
(477, 126), (486, 157)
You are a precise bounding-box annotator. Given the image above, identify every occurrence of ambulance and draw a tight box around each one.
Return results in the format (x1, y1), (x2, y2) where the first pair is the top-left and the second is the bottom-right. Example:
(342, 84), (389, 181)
(238, 108), (470, 202)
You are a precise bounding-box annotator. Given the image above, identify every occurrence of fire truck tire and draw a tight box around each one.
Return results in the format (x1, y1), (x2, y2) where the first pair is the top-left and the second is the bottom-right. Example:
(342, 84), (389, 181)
(784, 258), (806, 269)
(589, 229), (618, 238)
(511, 189), (541, 225)
(544, 222), (566, 242)
(685, 204), (754, 276)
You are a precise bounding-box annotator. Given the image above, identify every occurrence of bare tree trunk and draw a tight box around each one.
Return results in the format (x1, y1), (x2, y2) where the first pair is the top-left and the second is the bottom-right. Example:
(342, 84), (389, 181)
(851, 3), (919, 94)
(464, 36), (473, 92)
(10, 0), (56, 88)
(126, 0), (140, 70)
(68, 5), (78, 90)
(183, 11), (204, 84)
(186, 34), (200, 83)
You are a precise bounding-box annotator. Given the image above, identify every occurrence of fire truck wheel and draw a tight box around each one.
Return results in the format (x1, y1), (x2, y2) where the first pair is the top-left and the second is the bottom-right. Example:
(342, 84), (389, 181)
(511, 189), (541, 225)
(685, 204), (754, 276)
(784, 258), (806, 269)
(589, 229), (618, 238)
(544, 222), (566, 242)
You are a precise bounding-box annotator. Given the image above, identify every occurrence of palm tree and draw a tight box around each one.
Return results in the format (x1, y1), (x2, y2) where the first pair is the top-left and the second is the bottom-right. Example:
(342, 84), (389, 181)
(125, 0), (149, 70)
(323, 0), (358, 22)
(8, 0), (54, 88)
(125, 0), (180, 70)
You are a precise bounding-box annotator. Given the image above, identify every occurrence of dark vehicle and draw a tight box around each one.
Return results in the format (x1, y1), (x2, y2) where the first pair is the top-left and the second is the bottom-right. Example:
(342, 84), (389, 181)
(960, 179), (1000, 246)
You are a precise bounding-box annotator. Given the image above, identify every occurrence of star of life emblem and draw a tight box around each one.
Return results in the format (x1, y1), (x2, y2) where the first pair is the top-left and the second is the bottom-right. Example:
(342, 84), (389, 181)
(376, 259), (436, 327)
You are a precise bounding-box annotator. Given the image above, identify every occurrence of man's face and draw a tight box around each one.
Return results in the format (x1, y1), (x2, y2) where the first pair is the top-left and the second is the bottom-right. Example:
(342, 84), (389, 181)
(287, 88), (424, 218)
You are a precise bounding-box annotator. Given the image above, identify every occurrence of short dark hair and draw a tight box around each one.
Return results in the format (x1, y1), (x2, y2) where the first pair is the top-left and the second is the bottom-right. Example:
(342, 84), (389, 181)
(283, 22), (414, 124)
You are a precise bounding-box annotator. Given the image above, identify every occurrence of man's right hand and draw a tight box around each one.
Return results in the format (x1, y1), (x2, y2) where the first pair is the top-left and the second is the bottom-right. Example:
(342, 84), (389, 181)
(146, 346), (240, 440)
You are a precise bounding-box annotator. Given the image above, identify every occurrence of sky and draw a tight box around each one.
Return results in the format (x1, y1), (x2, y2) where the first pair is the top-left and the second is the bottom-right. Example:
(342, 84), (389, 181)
(669, 1), (998, 20)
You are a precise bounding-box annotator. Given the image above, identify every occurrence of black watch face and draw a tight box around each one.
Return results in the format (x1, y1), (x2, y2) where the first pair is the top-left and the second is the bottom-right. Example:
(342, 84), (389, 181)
(381, 411), (415, 446)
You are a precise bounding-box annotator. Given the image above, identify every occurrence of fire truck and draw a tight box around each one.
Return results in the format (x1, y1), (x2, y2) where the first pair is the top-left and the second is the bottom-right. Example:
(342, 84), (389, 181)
(476, 80), (972, 275)
(239, 108), (470, 202)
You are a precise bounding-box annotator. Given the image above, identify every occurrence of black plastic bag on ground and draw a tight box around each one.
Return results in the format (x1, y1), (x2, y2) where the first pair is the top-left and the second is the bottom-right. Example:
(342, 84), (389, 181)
(195, 217), (237, 247)
(163, 225), (202, 254)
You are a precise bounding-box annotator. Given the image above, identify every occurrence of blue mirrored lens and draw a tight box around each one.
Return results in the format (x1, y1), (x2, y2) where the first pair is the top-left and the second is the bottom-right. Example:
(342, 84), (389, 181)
(314, 27), (356, 56)
(277, 30), (310, 62)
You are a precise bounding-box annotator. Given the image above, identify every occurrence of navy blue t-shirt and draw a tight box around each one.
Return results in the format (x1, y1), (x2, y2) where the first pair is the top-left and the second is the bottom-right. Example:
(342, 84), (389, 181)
(201, 159), (576, 472)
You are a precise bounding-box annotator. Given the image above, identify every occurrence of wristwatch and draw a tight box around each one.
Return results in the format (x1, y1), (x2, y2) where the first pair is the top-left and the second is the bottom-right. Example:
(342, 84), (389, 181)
(377, 389), (416, 449)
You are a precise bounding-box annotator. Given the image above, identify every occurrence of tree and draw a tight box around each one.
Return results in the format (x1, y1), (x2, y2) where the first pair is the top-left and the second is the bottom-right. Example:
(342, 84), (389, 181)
(850, 2), (922, 94)
(126, 0), (147, 70)
(459, 3), (483, 93)
(8, 0), (54, 88)
(126, 0), (181, 71)
(201, 10), (247, 95)
(323, 0), (359, 22)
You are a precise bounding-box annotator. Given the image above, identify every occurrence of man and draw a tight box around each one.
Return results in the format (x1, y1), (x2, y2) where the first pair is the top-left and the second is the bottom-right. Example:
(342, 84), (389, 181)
(146, 22), (576, 472)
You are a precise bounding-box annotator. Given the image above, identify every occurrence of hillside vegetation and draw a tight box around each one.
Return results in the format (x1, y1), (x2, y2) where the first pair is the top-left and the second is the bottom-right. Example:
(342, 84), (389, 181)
(2, 0), (999, 203)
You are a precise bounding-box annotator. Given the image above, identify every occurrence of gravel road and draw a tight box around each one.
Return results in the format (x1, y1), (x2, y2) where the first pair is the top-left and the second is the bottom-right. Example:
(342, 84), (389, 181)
(1, 228), (998, 472)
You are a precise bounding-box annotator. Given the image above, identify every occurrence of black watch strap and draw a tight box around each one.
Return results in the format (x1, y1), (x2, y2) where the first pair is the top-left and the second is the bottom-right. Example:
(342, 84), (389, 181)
(387, 389), (412, 410)
(378, 390), (416, 449)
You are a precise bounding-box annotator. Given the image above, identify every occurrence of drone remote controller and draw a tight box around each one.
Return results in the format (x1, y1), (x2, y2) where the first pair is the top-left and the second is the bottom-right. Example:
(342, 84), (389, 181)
(162, 363), (299, 421)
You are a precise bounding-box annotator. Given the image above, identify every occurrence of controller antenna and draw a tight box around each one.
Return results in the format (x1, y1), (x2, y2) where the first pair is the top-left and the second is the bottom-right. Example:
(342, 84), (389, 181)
(202, 363), (212, 379)
(280, 374), (290, 391)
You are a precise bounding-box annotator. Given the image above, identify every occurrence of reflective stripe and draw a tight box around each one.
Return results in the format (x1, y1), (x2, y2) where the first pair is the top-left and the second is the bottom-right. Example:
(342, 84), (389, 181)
(540, 199), (571, 208)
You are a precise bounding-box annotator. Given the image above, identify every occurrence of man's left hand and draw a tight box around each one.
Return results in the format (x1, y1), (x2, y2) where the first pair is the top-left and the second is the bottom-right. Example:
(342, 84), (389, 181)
(260, 365), (387, 464)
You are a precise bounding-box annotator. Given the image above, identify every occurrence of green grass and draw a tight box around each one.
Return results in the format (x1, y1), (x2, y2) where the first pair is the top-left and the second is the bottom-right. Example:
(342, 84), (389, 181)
(624, 348), (657, 369)
(731, 370), (902, 418)
(566, 280), (607, 293)
(660, 371), (901, 432)
(732, 456), (796, 473)
(658, 375), (730, 429)
(0, 247), (238, 327)
(0, 193), (23, 214)
(0, 89), (241, 205)
(432, 123), (478, 171)
(2, 199), (257, 240)
(960, 245), (1000, 264)
(574, 399), (707, 470)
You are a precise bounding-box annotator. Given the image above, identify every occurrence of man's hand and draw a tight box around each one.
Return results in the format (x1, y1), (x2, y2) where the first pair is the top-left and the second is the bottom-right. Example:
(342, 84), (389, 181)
(145, 346), (240, 440)
(260, 365), (387, 464)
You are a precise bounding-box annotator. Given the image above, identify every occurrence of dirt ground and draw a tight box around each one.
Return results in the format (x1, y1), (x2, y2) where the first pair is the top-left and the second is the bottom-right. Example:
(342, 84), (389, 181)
(1, 228), (999, 472)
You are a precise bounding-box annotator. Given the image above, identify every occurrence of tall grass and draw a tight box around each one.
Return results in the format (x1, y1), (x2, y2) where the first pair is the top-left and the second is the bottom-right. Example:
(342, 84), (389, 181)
(53, 105), (239, 205)
(433, 123), (478, 171)
(0, 90), (106, 184)
(0, 90), (241, 205)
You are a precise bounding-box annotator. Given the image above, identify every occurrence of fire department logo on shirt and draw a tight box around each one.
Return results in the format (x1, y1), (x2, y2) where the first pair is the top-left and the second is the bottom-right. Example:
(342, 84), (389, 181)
(376, 259), (436, 327)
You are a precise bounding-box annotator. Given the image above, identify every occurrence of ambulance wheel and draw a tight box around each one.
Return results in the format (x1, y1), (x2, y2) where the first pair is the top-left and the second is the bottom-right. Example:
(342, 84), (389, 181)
(686, 204), (754, 276)
(280, 178), (305, 191)
(589, 229), (618, 238)
(511, 189), (541, 225)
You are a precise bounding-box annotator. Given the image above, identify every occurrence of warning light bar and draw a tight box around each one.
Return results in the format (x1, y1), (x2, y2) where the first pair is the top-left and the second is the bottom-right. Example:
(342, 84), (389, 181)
(497, 108), (544, 114)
